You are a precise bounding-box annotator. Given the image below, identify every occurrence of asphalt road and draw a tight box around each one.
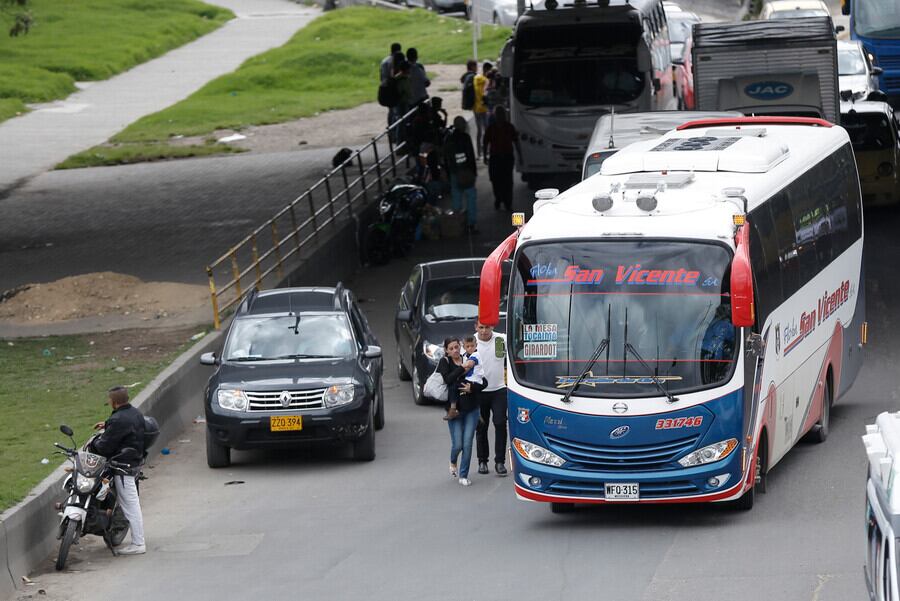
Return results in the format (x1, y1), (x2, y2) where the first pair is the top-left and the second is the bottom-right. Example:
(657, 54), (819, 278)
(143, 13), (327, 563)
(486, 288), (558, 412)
(13, 162), (900, 601)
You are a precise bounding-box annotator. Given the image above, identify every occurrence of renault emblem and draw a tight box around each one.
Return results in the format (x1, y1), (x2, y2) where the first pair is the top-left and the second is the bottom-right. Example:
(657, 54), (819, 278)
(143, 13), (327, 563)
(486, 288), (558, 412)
(279, 391), (292, 408)
(612, 402), (628, 414)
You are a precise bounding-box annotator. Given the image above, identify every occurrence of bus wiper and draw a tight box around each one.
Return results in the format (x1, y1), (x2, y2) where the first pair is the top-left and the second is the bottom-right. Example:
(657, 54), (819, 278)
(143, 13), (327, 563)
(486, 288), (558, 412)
(623, 342), (679, 404)
(561, 304), (612, 404)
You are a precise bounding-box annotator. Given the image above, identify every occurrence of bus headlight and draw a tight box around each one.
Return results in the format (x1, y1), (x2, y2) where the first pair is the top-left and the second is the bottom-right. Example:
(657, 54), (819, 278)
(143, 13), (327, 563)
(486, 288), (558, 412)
(678, 438), (738, 467)
(513, 438), (565, 467)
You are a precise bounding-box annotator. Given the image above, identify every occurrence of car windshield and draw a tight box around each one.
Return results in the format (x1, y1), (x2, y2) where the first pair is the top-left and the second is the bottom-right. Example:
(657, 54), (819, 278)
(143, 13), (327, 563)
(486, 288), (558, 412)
(510, 240), (737, 398)
(668, 16), (696, 44)
(224, 314), (355, 360)
(843, 111), (896, 151)
(770, 8), (828, 17)
(513, 24), (645, 107)
(839, 47), (867, 76)
(854, 0), (900, 38)
(424, 277), (501, 320)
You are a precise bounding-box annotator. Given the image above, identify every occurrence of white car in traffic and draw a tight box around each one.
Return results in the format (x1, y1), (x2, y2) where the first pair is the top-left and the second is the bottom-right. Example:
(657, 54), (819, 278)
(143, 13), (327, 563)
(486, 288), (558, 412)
(838, 39), (883, 99)
(761, 0), (829, 19)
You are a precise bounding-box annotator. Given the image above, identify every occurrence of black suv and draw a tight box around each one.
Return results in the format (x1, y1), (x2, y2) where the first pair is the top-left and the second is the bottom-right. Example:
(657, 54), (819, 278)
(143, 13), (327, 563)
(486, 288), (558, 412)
(200, 284), (384, 467)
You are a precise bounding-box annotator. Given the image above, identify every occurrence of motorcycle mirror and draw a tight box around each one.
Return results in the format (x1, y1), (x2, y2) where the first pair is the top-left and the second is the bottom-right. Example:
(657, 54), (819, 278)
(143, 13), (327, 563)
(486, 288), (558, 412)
(59, 425), (74, 437)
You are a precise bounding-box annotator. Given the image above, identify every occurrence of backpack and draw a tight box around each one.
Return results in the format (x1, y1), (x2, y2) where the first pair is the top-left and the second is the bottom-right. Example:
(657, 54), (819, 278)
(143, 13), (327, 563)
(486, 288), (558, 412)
(461, 72), (476, 110)
(378, 77), (400, 108)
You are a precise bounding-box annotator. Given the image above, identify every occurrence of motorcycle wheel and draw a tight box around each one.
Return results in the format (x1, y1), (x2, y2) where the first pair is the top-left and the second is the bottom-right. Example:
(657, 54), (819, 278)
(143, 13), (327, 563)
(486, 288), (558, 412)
(107, 505), (130, 547)
(56, 519), (79, 571)
(364, 225), (391, 266)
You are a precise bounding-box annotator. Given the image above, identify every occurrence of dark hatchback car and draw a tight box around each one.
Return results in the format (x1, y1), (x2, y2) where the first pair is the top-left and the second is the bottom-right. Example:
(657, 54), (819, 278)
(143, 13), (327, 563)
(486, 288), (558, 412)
(200, 285), (384, 467)
(395, 259), (508, 404)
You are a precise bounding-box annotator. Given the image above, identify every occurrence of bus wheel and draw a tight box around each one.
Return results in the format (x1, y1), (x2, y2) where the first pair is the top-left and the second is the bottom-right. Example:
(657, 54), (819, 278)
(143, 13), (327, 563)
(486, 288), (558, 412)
(806, 376), (832, 444)
(550, 502), (575, 514)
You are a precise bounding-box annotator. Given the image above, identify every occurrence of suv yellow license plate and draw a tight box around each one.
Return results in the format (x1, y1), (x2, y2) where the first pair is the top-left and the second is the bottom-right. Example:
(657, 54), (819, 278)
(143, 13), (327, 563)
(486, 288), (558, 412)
(270, 416), (303, 432)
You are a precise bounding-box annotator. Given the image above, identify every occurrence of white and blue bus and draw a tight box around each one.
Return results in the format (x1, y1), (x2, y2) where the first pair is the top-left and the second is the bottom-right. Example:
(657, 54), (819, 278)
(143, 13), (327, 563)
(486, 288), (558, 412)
(479, 116), (866, 511)
(500, 0), (676, 185)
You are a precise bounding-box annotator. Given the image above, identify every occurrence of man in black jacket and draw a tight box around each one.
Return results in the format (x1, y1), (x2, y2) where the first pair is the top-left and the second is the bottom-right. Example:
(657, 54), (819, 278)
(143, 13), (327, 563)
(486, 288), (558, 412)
(91, 386), (146, 555)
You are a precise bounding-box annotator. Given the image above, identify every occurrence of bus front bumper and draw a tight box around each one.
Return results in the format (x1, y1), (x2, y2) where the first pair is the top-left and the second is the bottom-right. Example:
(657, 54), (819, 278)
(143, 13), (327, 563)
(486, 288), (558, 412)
(511, 445), (748, 505)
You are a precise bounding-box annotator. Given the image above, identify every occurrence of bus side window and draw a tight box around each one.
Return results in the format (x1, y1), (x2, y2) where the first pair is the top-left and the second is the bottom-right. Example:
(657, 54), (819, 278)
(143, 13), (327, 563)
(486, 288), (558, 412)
(749, 204), (782, 324)
(783, 170), (821, 285)
(839, 143), (864, 245)
(770, 192), (800, 298)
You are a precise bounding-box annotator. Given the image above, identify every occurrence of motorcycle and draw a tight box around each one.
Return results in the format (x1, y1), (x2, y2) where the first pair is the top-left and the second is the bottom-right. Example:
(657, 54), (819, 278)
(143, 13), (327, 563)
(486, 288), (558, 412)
(52, 420), (158, 570)
(363, 182), (427, 266)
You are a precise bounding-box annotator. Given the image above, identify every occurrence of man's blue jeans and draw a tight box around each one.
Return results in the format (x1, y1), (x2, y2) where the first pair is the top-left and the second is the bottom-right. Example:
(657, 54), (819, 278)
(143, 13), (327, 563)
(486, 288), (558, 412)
(448, 407), (480, 478)
(450, 174), (477, 226)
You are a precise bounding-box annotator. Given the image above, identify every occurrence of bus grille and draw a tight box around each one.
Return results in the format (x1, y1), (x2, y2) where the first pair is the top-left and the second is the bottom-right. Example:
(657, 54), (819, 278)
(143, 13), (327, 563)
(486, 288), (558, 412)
(546, 479), (699, 498)
(884, 75), (900, 91)
(877, 55), (900, 69)
(245, 389), (326, 411)
(544, 433), (700, 472)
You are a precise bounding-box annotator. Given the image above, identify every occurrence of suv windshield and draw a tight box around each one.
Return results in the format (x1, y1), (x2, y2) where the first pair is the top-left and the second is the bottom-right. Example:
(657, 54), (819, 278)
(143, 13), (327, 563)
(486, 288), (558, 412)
(510, 240), (737, 397)
(513, 24), (645, 107)
(224, 314), (355, 360)
(839, 47), (867, 76)
(424, 276), (509, 321)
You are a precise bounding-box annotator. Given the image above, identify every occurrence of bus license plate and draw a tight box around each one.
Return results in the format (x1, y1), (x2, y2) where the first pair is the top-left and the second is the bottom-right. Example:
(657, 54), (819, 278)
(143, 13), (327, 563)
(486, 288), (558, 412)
(605, 483), (639, 500)
(270, 415), (303, 432)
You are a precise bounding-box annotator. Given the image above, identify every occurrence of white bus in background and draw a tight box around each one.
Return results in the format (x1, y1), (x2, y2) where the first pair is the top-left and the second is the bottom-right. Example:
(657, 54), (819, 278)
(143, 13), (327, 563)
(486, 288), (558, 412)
(479, 116), (866, 511)
(581, 110), (741, 179)
(499, 0), (676, 186)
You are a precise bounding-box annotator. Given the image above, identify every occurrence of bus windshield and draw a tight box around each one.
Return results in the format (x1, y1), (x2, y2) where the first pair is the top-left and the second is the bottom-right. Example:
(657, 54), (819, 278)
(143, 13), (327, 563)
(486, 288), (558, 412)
(513, 24), (646, 107)
(854, 0), (900, 38)
(510, 240), (737, 398)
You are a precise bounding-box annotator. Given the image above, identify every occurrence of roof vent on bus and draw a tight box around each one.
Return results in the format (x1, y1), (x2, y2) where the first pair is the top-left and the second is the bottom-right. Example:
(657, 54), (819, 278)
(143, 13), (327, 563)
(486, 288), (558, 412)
(624, 173), (695, 189)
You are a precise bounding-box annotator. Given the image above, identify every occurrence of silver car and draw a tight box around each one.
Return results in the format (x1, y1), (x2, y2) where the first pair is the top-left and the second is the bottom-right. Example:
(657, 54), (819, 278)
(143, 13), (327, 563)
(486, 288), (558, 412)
(838, 40), (883, 99)
(466, 0), (518, 25)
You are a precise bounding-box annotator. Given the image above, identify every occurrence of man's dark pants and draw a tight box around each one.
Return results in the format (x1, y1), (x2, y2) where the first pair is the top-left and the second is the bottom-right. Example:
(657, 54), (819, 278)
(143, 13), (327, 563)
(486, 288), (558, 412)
(476, 388), (508, 465)
(488, 154), (515, 210)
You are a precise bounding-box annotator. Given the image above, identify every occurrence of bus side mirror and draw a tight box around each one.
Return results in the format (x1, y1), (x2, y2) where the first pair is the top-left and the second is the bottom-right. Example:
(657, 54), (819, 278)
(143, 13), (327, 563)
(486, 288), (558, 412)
(637, 44), (652, 74)
(731, 224), (755, 328)
(841, 0), (850, 15)
(499, 40), (513, 78)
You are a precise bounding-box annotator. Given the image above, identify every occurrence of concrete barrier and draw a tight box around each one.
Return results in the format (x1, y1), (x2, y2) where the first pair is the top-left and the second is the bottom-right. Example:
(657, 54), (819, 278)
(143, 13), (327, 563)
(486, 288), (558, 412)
(0, 194), (375, 599)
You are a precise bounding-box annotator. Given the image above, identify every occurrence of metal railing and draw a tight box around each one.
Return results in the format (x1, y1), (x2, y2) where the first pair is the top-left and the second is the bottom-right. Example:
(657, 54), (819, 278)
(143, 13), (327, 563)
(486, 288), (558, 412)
(205, 106), (418, 329)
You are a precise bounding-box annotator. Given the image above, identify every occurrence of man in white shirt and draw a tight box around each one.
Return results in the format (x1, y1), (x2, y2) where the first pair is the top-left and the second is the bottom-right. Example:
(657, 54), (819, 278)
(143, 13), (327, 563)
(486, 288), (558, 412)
(474, 322), (508, 476)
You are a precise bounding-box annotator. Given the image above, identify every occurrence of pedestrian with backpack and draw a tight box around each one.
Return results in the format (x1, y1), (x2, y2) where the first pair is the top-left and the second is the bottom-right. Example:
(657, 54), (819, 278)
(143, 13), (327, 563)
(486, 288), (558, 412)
(406, 47), (430, 106)
(379, 43), (402, 130)
(460, 60), (477, 115)
(444, 116), (479, 234)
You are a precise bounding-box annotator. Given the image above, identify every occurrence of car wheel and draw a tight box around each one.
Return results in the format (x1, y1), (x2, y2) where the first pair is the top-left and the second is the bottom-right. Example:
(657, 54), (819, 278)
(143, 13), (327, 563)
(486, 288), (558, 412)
(412, 362), (427, 405)
(353, 407), (376, 461)
(398, 356), (412, 381)
(374, 380), (385, 431)
(206, 427), (231, 468)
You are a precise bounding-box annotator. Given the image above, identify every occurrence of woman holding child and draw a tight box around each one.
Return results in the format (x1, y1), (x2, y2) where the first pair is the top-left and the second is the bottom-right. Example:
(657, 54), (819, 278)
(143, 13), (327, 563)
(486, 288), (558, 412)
(436, 336), (486, 486)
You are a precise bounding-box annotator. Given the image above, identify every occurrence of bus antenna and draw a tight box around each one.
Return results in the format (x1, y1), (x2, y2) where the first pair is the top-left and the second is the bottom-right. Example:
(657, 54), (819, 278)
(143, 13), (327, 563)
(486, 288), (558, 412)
(608, 106), (616, 149)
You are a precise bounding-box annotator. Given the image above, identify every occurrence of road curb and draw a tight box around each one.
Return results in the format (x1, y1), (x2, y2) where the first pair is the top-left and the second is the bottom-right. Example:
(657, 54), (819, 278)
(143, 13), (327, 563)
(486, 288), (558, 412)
(0, 182), (375, 599)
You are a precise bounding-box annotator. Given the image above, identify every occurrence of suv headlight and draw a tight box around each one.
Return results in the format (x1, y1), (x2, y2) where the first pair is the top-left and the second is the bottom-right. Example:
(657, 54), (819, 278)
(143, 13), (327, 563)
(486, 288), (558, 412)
(217, 389), (249, 412)
(513, 438), (566, 467)
(678, 438), (738, 468)
(75, 474), (96, 493)
(423, 341), (444, 362)
(324, 384), (355, 408)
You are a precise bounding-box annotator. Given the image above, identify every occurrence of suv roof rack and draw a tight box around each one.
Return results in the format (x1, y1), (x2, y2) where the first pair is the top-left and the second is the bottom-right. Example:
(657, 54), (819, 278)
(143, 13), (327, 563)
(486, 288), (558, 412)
(677, 116), (833, 130)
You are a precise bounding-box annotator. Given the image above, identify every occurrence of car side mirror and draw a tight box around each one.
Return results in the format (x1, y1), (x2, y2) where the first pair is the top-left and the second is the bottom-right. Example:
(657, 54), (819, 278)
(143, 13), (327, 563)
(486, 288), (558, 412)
(364, 345), (383, 359)
(200, 352), (218, 366)
(867, 89), (889, 102)
(59, 424), (74, 437)
(396, 309), (412, 323)
(835, 25), (845, 34)
(872, 66), (884, 76)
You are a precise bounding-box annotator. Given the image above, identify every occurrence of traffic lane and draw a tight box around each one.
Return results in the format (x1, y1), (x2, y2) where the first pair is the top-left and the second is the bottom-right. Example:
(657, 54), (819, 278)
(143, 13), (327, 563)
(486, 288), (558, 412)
(0, 147), (339, 290)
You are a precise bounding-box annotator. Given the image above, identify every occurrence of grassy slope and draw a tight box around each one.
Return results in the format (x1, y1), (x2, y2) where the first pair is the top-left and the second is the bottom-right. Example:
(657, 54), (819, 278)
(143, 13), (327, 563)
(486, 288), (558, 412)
(59, 7), (510, 168)
(0, 0), (232, 120)
(0, 333), (193, 511)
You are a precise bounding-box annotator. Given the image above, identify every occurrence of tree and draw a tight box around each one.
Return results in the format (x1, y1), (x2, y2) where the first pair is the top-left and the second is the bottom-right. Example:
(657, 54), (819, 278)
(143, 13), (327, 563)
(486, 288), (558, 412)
(1, 0), (32, 36)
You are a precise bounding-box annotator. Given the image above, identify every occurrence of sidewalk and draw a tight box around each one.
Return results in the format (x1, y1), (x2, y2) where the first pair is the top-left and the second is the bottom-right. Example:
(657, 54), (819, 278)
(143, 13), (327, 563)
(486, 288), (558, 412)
(0, 0), (319, 195)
